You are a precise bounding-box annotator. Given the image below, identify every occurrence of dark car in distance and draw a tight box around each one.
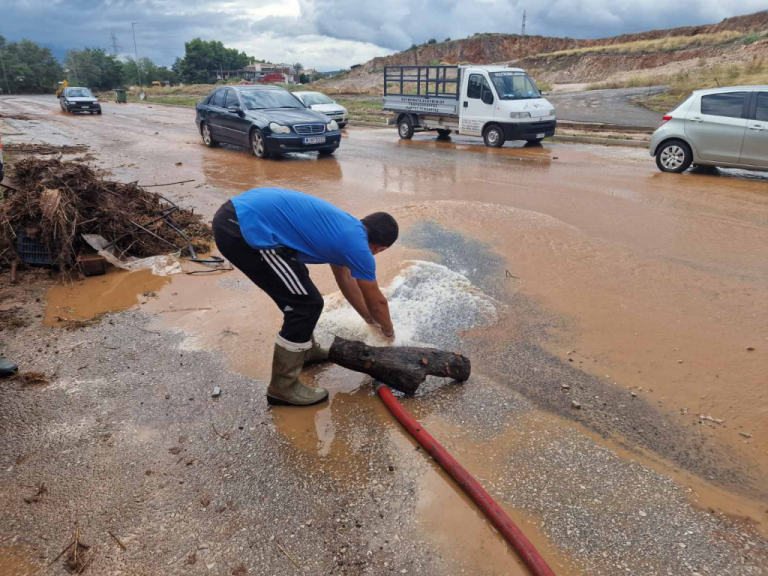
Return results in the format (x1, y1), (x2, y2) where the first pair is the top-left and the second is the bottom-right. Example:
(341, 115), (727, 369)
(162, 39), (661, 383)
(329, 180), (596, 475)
(59, 87), (102, 115)
(195, 86), (341, 159)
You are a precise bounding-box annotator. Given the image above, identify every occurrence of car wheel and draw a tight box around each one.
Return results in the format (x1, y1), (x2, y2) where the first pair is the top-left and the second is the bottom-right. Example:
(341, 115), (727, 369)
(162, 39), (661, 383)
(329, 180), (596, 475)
(398, 117), (414, 140)
(656, 140), (692, 173)
(338, 122), (347, 129)
(201, 123), (219, 148)
(250, 128), (269, 159)
(97, 110), (102, 115)
(437, 129), (451, 138)
(319, 147), (336, 156)
(483, 125), (505, 148)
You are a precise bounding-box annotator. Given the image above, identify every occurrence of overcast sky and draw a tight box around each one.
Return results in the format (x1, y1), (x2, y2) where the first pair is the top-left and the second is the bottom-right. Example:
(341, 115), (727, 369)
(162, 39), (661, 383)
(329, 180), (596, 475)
(1, 0), (765, 70)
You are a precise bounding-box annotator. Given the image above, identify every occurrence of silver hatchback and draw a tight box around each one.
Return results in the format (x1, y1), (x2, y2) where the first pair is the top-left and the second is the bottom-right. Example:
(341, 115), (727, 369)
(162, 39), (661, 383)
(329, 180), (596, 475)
(649, 86), (768, 173)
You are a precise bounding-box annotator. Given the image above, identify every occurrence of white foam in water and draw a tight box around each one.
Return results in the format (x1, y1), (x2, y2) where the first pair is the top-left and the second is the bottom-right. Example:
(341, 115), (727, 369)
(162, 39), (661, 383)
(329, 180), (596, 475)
(316, 260), (498, 349)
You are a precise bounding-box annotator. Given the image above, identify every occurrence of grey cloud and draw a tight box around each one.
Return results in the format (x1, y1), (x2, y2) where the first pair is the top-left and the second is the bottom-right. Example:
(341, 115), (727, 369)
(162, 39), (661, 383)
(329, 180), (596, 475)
(1, 0), (764, 69)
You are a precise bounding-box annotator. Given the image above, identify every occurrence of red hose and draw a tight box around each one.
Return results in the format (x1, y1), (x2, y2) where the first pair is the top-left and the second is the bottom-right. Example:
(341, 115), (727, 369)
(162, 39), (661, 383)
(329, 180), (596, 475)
(376, 384), (556, 576)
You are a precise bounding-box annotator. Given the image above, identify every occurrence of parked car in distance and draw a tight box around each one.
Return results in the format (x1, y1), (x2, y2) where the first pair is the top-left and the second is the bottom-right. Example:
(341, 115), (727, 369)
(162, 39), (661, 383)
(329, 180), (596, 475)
(650, 86), (768, 173)
(195, 86), (341, 159)
(59, 87), (102, 115)
(293, 91), (349, 128)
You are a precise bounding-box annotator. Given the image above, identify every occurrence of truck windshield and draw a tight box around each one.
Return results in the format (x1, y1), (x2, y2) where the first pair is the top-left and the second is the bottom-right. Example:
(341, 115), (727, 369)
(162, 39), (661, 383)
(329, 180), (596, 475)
(300, 93), (334, 105)
(239, 90), (304, 110)
(489, 72), (541, 100)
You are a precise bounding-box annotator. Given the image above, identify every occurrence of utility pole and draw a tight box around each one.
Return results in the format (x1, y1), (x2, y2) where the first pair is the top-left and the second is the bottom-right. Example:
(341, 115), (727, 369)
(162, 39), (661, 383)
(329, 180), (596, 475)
(71, 52), (80, 84)
(0, 50), (11, 94)
(131, 22), (142, 88)
(109, 31), (122, 56)
(521, 10), (526, 37)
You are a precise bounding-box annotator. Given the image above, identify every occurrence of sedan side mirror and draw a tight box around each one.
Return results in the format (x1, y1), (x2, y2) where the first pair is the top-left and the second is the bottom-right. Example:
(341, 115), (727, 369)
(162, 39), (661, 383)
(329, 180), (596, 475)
(228, 106), (244, 116)
(482, 91), (494, 106)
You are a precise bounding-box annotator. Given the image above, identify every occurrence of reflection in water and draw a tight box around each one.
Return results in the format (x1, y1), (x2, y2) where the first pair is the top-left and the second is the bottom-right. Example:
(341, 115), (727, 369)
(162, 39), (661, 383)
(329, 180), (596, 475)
(203, 148), (343, 193)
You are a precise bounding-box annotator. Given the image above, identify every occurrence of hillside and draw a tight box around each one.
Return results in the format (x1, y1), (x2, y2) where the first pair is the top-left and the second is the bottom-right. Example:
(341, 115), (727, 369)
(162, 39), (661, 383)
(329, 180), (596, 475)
(313, 10), (768, 94)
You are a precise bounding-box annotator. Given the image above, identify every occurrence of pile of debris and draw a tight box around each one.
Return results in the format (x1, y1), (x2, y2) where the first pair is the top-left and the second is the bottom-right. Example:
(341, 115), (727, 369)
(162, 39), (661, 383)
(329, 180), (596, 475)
(1, 158), (212, 270)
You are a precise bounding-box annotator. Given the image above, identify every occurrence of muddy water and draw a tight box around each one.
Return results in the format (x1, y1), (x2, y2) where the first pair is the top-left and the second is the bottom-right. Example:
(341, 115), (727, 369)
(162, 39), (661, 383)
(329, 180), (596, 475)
(0, 546), (40, 576)
(44, 268), (170, 326)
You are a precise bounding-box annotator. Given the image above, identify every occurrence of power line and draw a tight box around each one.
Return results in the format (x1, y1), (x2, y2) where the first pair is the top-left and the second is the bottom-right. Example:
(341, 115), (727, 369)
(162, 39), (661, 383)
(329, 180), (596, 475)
(109, 31), (122, 56)
(521, 9), (526, 37)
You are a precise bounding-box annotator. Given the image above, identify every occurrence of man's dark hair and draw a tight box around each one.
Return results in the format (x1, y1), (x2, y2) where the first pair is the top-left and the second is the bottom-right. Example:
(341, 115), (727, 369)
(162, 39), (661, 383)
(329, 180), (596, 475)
(362, 212), (399, 247)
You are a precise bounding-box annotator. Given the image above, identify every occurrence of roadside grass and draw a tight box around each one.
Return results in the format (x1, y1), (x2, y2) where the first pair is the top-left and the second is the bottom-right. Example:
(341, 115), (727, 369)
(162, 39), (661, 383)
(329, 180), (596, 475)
(536, 30), (755, 58)
(335, 97), (390, 123)
(589, 57), (768, 111)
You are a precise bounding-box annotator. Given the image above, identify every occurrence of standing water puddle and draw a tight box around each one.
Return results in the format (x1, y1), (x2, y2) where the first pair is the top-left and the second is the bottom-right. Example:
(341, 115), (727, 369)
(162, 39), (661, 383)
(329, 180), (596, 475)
(44, 268), (169, 326)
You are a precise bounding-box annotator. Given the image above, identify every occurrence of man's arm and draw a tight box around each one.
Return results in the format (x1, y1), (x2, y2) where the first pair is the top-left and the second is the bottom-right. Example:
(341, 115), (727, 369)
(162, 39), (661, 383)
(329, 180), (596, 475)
(356, 279), (394, 337)
(331, 265), (374, 324)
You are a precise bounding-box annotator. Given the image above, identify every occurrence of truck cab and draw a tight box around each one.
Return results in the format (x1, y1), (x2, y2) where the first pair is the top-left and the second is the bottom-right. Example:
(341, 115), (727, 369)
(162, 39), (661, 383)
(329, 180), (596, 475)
(383, 65), (556, 148)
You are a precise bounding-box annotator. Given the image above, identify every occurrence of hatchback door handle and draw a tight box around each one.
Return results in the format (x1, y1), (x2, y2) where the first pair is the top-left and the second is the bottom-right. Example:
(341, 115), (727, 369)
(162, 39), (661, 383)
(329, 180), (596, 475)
(688, 117), (703, 123)
(748, 124), (765, 131)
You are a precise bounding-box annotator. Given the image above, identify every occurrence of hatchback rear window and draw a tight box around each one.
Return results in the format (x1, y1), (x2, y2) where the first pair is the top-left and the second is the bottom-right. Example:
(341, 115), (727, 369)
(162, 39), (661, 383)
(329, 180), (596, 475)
(701, 92), (747, 119)
(755, 92), (768, 122)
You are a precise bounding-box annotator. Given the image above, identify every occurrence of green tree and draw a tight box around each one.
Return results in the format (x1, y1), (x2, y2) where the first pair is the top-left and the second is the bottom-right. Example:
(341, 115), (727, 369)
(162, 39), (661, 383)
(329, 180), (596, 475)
(293, 62), (303, 74)
(177, 38), (251, 84)
(427, 38), (437, 44)
(64, 48), (123, 90)
(0, 36), (63, 93)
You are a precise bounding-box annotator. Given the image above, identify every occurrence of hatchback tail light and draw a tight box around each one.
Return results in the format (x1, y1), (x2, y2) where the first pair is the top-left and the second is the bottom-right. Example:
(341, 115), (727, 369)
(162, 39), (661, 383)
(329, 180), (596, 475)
(660, 115), (673, 126)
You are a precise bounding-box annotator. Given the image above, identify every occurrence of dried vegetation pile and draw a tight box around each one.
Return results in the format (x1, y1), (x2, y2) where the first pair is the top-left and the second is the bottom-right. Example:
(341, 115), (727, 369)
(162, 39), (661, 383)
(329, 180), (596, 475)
(1, 158), (212, 269)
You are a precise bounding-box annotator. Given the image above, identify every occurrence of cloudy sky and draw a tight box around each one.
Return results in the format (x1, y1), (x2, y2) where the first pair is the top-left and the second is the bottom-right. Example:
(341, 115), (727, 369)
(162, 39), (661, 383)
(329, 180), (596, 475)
(1, 0), (765, 70)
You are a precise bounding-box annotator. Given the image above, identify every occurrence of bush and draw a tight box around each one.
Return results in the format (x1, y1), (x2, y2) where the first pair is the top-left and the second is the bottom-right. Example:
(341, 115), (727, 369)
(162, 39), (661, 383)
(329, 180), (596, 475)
(445, 37), (451, 42)
(427, 39), (437, 44)
(741, 32), (763, 45)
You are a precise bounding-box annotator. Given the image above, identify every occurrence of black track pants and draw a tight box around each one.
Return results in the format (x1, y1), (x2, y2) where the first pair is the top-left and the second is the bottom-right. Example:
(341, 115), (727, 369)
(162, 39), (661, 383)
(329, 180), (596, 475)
(212, 200), (324, 347)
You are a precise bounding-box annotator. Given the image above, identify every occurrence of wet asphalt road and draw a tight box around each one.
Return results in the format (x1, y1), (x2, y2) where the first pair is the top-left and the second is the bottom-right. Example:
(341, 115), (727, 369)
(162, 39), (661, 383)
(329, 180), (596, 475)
(1, 94), (768, 576)
(546, 86), (667, 127)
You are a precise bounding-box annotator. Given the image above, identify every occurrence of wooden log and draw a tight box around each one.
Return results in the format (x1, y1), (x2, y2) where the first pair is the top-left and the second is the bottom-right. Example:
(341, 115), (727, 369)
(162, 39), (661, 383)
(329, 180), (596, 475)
(328, 336), (471, 395)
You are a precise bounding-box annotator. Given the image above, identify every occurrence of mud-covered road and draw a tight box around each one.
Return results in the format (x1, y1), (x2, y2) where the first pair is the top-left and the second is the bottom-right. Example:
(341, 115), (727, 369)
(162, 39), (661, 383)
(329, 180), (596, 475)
(2, 95), (768, 576)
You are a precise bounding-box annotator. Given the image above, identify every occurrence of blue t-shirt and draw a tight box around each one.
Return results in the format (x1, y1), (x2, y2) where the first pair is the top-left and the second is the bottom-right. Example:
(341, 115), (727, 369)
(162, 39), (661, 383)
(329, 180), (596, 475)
(231, 188), (376, 281)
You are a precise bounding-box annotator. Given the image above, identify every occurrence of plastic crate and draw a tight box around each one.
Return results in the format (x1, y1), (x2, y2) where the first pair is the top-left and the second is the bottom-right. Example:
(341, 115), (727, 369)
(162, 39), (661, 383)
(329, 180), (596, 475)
(16, 227), (57, 266)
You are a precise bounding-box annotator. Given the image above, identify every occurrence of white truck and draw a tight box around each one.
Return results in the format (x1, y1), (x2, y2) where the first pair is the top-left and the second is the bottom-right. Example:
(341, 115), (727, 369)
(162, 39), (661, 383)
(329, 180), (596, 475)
(383, 65), (556, 148)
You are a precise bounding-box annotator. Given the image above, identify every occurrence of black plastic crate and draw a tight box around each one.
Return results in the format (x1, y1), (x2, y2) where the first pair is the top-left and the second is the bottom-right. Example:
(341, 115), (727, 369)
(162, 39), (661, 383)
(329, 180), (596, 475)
(16, 227), (57, 266)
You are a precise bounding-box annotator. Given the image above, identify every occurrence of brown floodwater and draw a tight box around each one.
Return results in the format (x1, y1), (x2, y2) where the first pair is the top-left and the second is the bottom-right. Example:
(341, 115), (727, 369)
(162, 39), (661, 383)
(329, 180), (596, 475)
(15, 95), (767, 568)
(44, 268), (170, 326)
(0, 546), (40, 576)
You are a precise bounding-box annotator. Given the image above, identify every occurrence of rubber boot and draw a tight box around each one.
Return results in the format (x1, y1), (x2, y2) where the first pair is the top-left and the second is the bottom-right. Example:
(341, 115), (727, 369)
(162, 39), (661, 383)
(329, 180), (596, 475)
(303, 335), (330, 366)
(0, 358), (18, 378)
(267, 343), (328, 406)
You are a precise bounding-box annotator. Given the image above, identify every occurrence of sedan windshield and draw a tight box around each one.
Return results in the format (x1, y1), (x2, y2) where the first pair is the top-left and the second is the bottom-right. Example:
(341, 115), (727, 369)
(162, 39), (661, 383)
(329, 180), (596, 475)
(489, 72), (541, 100)
(300, 93), (334, 106)
(67, 88), (94, 98)
(239, 90), (304, 110)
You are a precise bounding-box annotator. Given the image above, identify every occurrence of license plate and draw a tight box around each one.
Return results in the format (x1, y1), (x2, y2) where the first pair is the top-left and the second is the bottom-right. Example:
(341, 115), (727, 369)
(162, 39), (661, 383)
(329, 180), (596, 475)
(536, 133), (545, 139)
(303, 136), (326, 145)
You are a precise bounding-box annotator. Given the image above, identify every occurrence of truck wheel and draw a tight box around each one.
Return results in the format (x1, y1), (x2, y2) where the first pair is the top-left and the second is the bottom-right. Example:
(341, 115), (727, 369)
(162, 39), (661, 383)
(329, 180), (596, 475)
(437, 129), (451, 138)
(655, 139), (692, 173)
(201, 123), (219, 148)
(526, 138), (543, 146)
(483, 125), (505, 148)
(398, 117), (414, 140)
